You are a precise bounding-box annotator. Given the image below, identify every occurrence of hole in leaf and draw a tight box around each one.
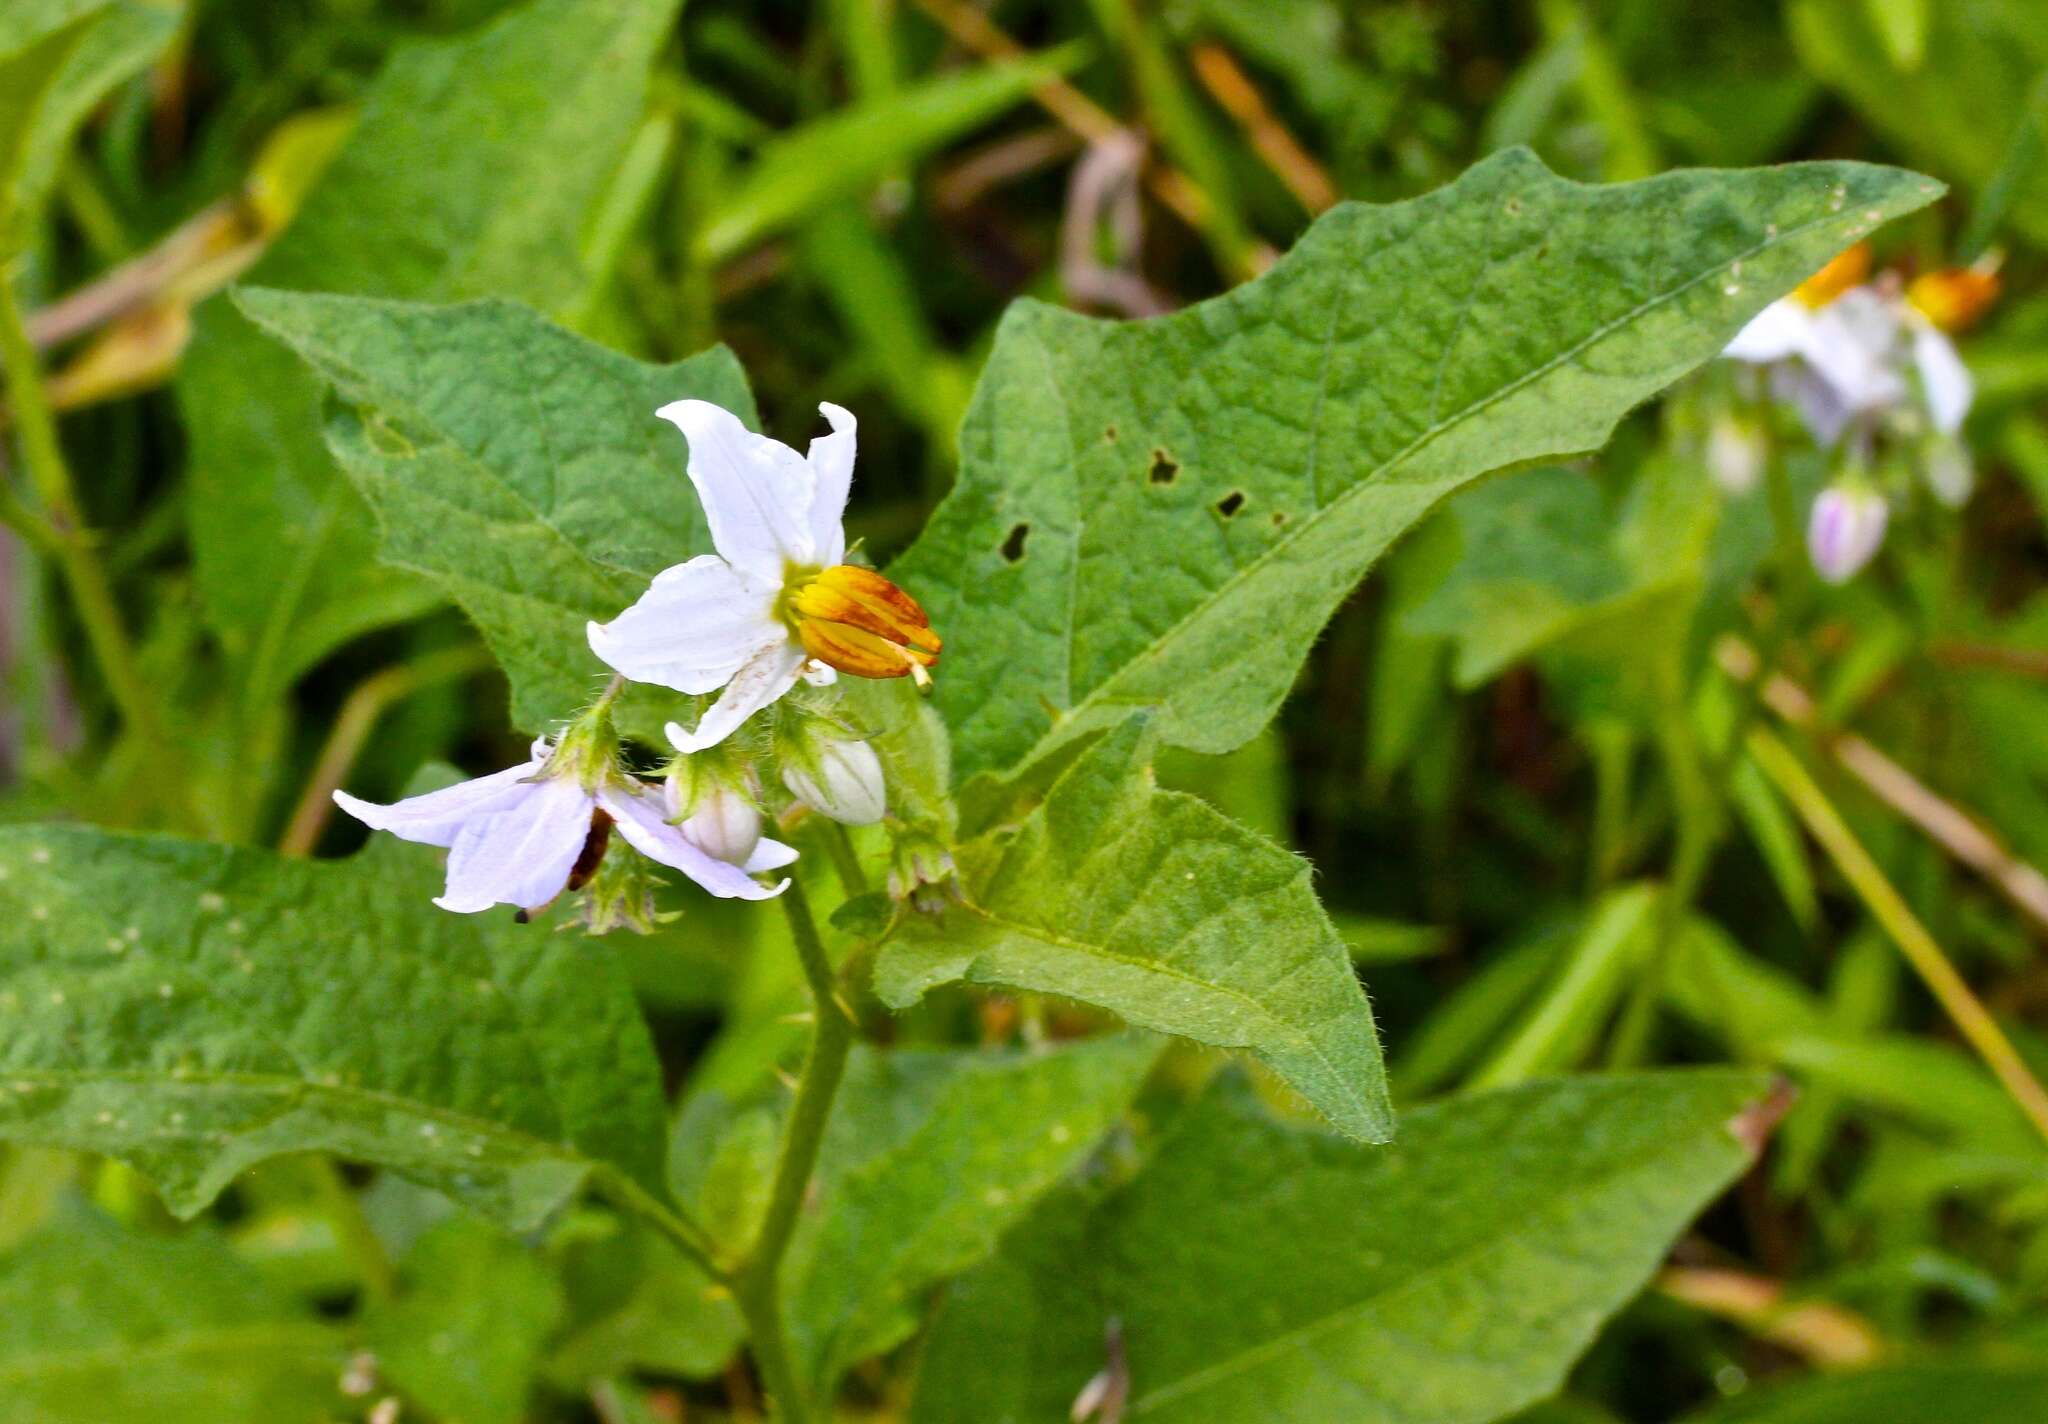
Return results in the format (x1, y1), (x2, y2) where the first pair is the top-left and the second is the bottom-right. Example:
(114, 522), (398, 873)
(1271, 510), (1289, 528)
(1148, 450), (1178, 485)
(1000, 523), (1030, 563)
(1215, 490), (1246, 518)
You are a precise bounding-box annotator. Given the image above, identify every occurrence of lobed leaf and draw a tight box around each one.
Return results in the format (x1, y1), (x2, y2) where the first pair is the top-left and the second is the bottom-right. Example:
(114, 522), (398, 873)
(891, 150), (1941, 784)
(236, 290), (754, 734)
(180, 0), (683, 700)
(0, 825), (670, 1226)
(912, 1069), (1770, 1424)
(875, 718), (1393, 1141)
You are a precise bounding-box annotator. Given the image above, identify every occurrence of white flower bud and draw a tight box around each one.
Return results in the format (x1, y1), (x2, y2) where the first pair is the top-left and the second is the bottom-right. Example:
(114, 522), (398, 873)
(666, 764), (763, 867)
(1807, 483), (1889, 584)
(1923, 436), (1974, 508)
(783, 737), (886, 825)
(1706, 413), (1766, 494)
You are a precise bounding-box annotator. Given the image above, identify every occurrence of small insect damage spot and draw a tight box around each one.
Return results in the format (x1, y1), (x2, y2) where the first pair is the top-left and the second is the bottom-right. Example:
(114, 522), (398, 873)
(1214, 490), (1246, 518)
(1103, 424), (1119, 442)
(1000, 522), (1030, 563)
(1147, 450), (1178, 485)
(1270, 510), (1289, 528)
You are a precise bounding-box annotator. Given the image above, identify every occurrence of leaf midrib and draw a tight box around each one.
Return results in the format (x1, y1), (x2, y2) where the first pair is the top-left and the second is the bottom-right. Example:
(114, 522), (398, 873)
(0, 1065), (589, 1168)
(1016, 195), (1893, 775)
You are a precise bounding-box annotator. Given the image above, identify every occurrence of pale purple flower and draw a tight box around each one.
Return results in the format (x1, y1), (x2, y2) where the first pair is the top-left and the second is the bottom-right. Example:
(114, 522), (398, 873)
(334, 739), (788, 914)
(1807, 485), (1890, 584)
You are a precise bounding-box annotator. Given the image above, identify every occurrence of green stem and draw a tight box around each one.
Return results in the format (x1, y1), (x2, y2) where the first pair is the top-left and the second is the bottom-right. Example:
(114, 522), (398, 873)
(736, 876), (855, 1423)
(589, 1167), (726, 1283)
(0, 267), (158, 742)
(819, 818), (868, 896)
(1610, 439), (1803, 1066)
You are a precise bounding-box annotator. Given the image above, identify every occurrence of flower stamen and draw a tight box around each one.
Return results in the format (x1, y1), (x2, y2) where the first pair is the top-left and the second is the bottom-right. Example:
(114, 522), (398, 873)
(1793, 242), (1871, 310)
(788, 564), (942, 685)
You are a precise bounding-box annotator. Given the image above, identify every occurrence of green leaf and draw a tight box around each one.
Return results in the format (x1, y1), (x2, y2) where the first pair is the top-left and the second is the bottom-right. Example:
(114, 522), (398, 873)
(875, 717), (1393, 1142)
(13, 1), (174, 222)
(0, 825), (670, 1226)
(1679, 1361), (2048, 1423)
(697, 46), (1088, 263)
(1404, 462), (1715, 690)
(890, 150), (1939, 785)
(547, 1227), (743, 1385)
(367, 1217), (565, 1424)
(180, 0), (683, 700)
(0, 3), (99, 248)
(1470, 883), (1659, 1088)
(1791, 0), (2048, 242)
(0, 1204), (344, 1422)
(785, 1035), (1161, 1393)
(912, 1069), (1769, 1424)
(234, 290), (755, 734)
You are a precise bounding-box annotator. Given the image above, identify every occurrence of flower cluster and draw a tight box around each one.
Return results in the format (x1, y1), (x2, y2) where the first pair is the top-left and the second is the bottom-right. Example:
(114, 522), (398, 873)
(1717, 243), (1998, 582)
(335, 402), (939, 924)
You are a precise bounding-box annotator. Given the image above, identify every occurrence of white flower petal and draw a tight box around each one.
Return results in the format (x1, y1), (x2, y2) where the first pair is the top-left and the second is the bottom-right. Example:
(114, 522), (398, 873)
(587, 554), (781, 693)
(665, 640), (808, 754)
(743, 838), (800, 873)
(1912, 323), (1973, 434)
(807, 402), (856, 566)
(656, 399), (817, 579)
(599, 784), (788, 901)
(1801, 295), (1906, 416)
(332, 744), (550, 849)
(1723, 300), (1813, 363)
(434, 776), (594, 914)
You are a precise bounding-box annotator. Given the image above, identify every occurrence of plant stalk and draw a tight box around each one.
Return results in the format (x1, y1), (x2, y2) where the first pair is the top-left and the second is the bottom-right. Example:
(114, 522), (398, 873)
(0, 267), (159, 743)
(1748, 727), (2048, 1146)
(734, 875), (855, 1422)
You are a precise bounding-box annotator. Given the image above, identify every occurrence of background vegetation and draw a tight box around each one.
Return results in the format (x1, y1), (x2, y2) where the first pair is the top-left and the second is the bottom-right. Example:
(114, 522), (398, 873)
(3, 0), (2048, 1420)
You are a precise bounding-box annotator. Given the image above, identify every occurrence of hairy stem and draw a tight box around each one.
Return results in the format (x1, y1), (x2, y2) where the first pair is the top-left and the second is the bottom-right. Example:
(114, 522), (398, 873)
(735, 875), (855, 1422)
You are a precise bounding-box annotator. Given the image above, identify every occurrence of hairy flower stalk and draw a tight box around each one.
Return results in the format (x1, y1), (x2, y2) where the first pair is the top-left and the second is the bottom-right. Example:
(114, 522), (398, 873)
(588, 400), (942, 753)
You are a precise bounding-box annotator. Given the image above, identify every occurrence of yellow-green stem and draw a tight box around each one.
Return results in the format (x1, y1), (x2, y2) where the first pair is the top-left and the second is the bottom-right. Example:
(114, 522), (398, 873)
(0, 268), (158, 743)
(1748, 727), (2048, 1146)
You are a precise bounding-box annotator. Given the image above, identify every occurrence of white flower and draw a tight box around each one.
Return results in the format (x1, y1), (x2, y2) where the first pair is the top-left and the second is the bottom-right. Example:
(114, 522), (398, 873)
(782, 735), (887, 826)
(587, 401), (939, 754)
(1705, 412), (1766, 494)
(333, 739), (788, 914)
(1807, 484), (1889, 584)
(1724, 256), (1973, 446)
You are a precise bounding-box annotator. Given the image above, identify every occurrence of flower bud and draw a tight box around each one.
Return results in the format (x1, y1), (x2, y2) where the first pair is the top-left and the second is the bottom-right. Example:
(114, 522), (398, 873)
(1807, 483), (1889, 584)
(782, 735), (886, 825)
(1705, 413), (1766, 495)
(1923, 435), (1974, 508)
(665, 759), (764, 866)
